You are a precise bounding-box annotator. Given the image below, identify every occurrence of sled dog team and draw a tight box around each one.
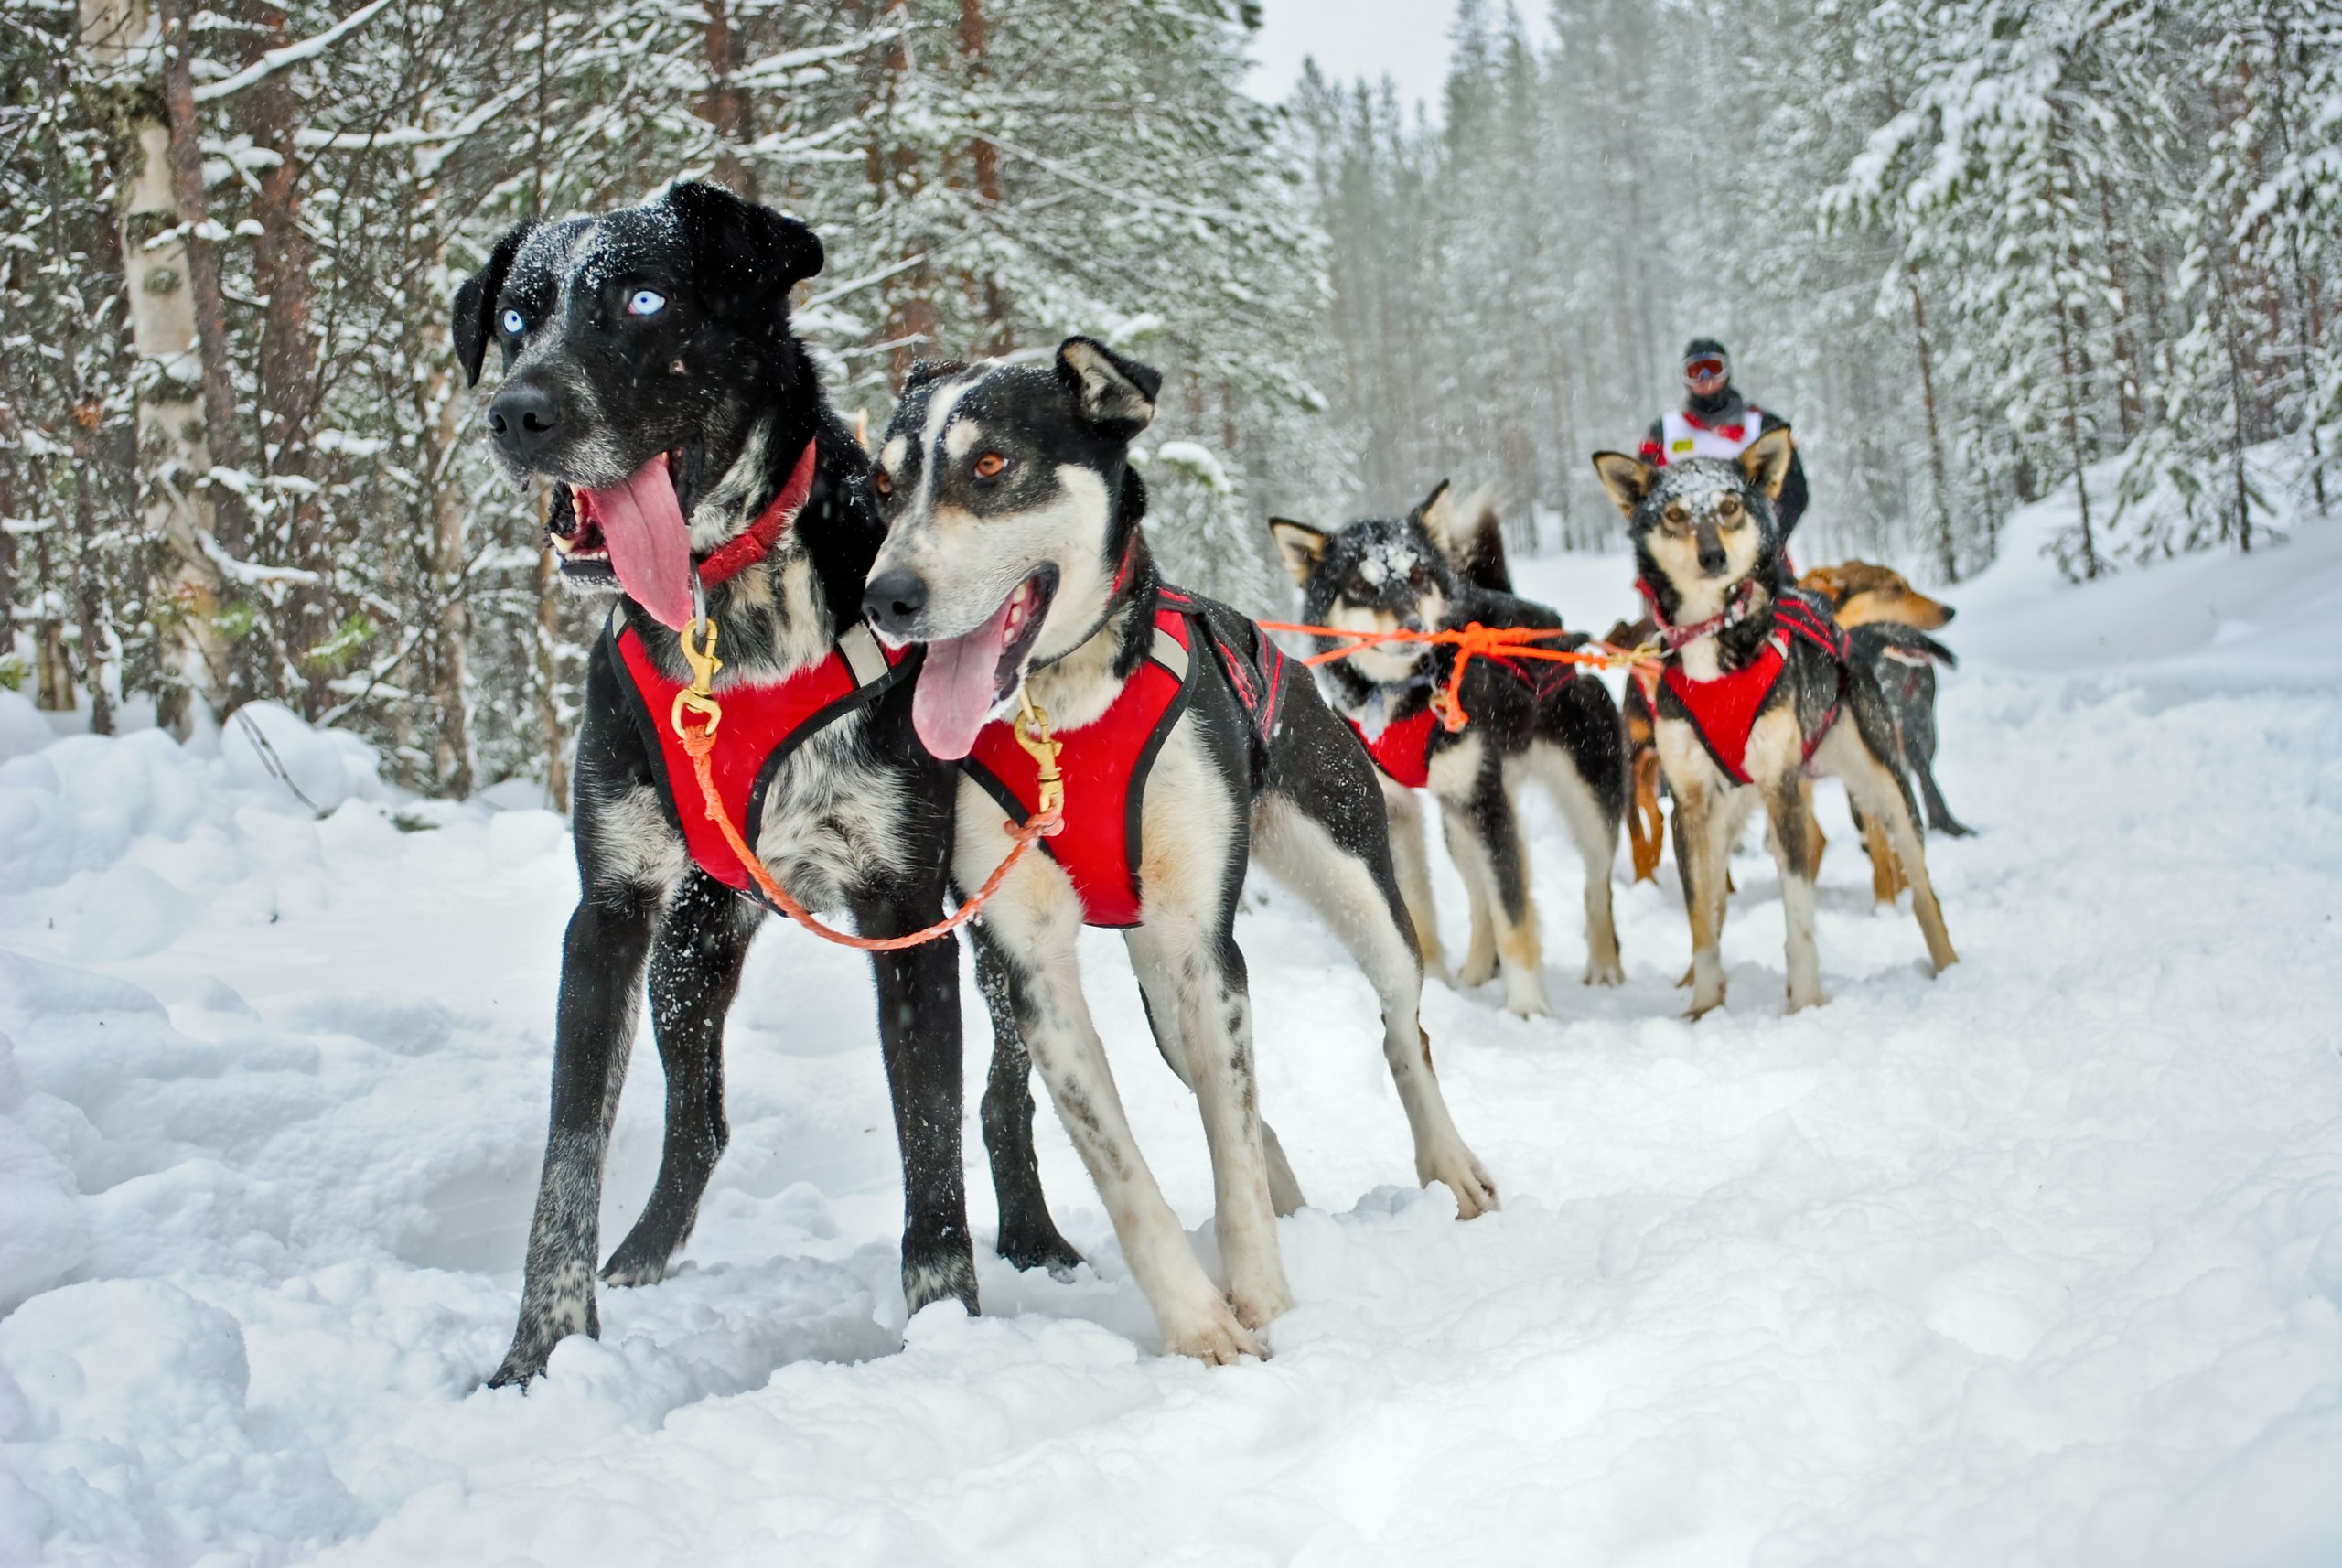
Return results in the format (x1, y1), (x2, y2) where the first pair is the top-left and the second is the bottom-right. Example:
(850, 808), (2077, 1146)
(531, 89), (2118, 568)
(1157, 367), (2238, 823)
(457, 184), (1964, 1383)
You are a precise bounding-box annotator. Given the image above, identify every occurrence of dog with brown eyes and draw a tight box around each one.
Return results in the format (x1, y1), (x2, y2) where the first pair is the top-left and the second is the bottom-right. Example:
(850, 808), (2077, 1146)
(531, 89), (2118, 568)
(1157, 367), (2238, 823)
(1593, 430), (1958, 1017)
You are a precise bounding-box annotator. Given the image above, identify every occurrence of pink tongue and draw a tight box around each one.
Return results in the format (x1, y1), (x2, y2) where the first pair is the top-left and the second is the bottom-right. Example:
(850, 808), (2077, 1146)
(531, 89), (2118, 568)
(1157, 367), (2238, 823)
(581, 456), (694, 630)
(912, 594), (1021, 761)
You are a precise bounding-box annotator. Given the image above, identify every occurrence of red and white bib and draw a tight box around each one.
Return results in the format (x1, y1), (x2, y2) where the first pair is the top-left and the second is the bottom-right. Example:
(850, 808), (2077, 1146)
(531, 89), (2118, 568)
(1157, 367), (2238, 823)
(1660, 404), (1766, 464)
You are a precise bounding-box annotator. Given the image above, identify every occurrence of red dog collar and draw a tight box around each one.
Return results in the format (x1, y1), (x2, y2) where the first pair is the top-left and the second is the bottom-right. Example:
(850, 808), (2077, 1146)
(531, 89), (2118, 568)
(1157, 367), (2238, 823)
(693, 438), (818, 591)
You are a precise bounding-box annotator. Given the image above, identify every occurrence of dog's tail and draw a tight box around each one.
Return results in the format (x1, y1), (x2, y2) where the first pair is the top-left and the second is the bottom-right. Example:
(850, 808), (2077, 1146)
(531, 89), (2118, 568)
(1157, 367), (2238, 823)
(1852, 621), (1958, 669)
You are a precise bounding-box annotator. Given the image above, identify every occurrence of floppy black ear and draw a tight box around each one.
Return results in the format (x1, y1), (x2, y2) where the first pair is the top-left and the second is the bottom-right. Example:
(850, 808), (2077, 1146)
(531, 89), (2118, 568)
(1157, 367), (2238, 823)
(1057, 337), (1161, 439)
(664, 180), (825, 328)
(451, 223), (534, 386)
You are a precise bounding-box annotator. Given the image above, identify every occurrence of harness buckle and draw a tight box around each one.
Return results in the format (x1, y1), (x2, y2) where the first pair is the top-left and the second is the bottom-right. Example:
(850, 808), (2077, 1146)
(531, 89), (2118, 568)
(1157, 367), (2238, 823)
(681, 617), (723, 696)
(671, 687), (723, 748)
(1013, 685), (1066, 827)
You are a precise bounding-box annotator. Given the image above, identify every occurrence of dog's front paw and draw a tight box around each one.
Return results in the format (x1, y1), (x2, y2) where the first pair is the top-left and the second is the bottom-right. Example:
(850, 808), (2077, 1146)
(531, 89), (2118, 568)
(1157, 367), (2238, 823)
(1785, 981), (1826, 1014)
(484, 1319), (573, 1390)
(1421, 1144), (1499, 1219)
(1161, 1296), (1266, 1365)
(903, 1244), (981, 1316)
(599, 1239), (671, 1289)
(997, 1220), (1084, 1281)
(1457, 950), (1499, 989)
(1229, 1280), (1295, 1333)
(1685, 985), (1726, 1020)
(1585, 956), (1626, 987)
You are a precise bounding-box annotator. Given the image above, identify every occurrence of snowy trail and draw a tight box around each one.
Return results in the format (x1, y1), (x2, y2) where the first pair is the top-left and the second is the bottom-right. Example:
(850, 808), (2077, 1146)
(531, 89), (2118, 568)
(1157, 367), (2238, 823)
(5, 521), (2342, 1565)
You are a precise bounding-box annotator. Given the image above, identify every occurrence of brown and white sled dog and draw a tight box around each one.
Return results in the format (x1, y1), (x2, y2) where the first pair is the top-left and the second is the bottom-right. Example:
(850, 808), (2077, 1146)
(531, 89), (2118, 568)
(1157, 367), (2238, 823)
(861, 338), (1496, 1362)
(1591, 431), (1958, 1017)
(1268, 485), (1627, 1016)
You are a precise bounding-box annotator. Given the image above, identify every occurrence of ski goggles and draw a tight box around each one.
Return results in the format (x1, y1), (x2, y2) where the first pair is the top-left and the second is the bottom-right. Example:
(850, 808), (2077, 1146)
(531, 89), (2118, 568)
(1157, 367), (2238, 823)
(1682, 355), (1729, 381)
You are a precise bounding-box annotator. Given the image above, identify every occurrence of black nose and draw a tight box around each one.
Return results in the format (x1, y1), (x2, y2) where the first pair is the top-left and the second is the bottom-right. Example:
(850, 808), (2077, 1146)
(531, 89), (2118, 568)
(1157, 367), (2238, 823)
(864, 568), (928, 639)
(1699, 543), (1728, 575)
(487, 382), (563, 463)
(1938, 604), (1957, 624)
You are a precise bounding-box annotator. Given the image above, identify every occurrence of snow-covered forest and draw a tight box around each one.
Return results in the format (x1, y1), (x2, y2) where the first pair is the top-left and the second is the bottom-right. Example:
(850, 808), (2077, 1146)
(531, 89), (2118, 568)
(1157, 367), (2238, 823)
(5, 1), (2338, 799)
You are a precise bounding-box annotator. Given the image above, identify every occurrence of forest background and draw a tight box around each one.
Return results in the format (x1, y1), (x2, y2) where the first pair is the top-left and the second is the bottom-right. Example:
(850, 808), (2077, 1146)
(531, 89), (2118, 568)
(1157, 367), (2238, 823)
(4, 0), (2335, 800)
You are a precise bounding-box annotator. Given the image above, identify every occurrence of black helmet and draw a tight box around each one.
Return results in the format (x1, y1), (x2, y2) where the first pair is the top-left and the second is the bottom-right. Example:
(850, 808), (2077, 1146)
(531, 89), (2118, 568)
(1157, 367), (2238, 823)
(1682, 338), (1730, 371)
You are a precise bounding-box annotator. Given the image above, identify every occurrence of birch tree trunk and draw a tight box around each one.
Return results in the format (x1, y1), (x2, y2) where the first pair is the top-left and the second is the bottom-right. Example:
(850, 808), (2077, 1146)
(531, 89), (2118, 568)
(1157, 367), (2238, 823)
(78, 0), (233, 725)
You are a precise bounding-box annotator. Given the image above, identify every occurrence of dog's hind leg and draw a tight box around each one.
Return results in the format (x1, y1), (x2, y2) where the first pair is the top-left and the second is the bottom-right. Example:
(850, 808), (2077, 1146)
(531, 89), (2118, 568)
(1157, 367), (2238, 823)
(852, 886), (980, 1317)
(1818, 724), (1959, 973)
(1380, 776), (1446, 982)
(1906, 682), (1972, 836)
(973, 928), (1083, 1276)
(490, 887), (658, 1387)
(1253, 793), (1499, 1219)
(602, 874), (756, 1288)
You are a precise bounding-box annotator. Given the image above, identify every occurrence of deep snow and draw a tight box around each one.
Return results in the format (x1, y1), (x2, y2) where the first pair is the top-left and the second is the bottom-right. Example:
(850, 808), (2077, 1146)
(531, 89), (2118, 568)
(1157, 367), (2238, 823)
(5, 489), (2342, 1566)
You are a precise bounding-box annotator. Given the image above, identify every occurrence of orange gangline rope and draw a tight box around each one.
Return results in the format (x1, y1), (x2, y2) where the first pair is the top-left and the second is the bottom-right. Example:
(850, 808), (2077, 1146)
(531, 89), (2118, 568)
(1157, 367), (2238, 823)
(1257, 620), (1659, 734)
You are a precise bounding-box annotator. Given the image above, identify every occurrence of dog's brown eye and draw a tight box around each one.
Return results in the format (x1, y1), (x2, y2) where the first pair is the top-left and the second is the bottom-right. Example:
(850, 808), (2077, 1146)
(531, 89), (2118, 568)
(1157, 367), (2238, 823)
(973, 452), (1007, 479)
(872, 469), (893, 497)
(1718, 495), (1741, 515)
(1664, 505), (1689, 528)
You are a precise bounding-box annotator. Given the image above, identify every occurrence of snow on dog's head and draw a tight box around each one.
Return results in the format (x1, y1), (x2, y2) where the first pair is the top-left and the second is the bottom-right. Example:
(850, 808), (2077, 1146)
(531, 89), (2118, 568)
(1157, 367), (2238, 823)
(1593, 430), (1793, 611)
(861, 338), (1162, 760)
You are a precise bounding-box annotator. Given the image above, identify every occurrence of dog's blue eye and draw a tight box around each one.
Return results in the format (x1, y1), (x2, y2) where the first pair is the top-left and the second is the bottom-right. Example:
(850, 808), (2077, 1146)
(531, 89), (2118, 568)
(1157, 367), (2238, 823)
(627, 289), (666, 317)
(500, 307), (526, 336)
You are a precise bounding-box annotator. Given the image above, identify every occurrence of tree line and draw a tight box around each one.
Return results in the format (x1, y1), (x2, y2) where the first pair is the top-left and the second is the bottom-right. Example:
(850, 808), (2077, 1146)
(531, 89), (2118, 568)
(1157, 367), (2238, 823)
(4, 0), (2335, 801)
(1297, 0), (2340, 579)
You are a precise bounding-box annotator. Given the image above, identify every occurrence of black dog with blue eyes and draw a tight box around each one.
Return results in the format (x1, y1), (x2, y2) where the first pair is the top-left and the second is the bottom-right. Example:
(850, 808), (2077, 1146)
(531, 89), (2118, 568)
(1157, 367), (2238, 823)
(452, 180), (986, 1388)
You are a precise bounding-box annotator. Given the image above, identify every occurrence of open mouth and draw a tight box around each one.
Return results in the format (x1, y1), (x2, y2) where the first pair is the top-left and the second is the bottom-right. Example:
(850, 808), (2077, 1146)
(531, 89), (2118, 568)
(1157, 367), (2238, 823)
(909, 565), (1059, 761)
(546, 450), (696, 629)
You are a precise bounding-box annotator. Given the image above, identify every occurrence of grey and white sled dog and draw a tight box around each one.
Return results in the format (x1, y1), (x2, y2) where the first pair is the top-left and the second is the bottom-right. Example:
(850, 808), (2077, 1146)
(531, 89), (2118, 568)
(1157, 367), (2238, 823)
(1591, 430), (1959, 1017)
(860, 338), (1497, 1362)
(1269, 485), (1628, 1017)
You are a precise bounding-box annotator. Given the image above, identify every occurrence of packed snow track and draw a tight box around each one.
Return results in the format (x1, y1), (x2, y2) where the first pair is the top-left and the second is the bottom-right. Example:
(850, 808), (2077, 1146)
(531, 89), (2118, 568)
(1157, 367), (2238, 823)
(4, 518), (2341, 1566)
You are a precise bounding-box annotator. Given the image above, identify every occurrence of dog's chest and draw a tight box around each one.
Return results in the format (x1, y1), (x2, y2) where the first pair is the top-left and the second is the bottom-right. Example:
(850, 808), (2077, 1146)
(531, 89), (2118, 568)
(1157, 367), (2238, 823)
(589, 707), (911, 909)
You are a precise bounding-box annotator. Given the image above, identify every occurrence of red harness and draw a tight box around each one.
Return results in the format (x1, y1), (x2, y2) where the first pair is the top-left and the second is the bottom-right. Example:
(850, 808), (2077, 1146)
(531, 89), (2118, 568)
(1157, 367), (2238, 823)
(605, 443), (914, 907)
(962, 603), (1198, 928)
(614, 622), (908, 902)
(1348, 706), (1439, 789)
(1649, 585), (1848, 786)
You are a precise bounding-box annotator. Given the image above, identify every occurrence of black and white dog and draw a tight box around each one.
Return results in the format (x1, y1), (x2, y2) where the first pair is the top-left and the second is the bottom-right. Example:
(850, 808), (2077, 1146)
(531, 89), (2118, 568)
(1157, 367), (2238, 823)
(1269, 485), (1627, 1016)
(861, 339), (1496, 1362)
(1592, 431), (1959, 1017)
(452, 182), (978, 1387)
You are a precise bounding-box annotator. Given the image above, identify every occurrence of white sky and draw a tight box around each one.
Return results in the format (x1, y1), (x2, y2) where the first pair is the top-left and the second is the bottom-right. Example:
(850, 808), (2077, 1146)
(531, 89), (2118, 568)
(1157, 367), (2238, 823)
(1243, 0), (1555, 117)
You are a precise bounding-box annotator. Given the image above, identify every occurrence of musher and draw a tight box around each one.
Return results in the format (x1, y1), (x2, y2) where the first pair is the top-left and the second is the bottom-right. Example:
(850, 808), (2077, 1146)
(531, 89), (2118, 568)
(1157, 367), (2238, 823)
(1639, 338), (1809, 549)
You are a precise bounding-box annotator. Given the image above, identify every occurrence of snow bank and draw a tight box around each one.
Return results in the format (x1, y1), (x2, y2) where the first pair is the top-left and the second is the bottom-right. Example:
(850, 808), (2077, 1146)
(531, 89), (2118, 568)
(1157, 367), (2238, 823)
(2, 537), (2341, 1563)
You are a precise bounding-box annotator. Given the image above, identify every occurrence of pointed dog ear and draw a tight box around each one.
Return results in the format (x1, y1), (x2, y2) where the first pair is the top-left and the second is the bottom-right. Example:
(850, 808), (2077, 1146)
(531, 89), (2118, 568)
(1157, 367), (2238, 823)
(1412, 478), (1455, 543)
(664, 180), (824, 328)
(1268, 519), (1330, 585)
(1057, 337), (1161, 438)
(1592, 452), (1656, 516)
(900, 359), (968, 398)
(1739, 425), (1795, 499)
(451, 223), (534, 386)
